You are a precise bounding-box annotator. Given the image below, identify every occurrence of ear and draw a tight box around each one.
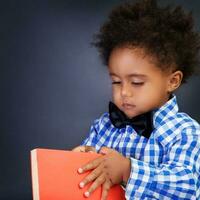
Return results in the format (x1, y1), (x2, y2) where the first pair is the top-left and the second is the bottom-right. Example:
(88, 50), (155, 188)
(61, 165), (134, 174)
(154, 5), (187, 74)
(167, 70), (183, 92)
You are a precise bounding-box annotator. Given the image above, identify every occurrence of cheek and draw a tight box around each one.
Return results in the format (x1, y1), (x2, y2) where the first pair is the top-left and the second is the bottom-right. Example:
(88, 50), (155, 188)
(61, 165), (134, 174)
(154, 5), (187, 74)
(138, 84), (168, 105)
(112, 86), (119, 95)
(112, 87), (121, 101)
(135, 84), (160, 100)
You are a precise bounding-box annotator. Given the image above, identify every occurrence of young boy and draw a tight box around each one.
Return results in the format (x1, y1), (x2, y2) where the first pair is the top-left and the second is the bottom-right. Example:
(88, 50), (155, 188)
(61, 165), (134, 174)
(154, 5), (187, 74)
(73, 0), (200, 199)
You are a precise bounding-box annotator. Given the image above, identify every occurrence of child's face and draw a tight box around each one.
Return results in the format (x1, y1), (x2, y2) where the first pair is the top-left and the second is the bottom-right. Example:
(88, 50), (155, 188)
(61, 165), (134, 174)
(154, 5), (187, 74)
(108, 47), (175, 118)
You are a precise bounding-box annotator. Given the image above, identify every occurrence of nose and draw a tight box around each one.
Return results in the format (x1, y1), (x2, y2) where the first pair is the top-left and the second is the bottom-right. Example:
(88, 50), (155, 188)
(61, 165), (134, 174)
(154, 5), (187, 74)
(121, 82), (133, 97)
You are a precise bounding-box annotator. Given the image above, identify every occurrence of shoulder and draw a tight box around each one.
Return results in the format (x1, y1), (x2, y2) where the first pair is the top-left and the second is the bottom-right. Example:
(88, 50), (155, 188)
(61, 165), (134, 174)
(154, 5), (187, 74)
(162, 110), (200, 131)
(176, 112), (200, 132)
(156, 111), (200, 146)
(175, 113), (200, 144)
(92, 112), (113, 131)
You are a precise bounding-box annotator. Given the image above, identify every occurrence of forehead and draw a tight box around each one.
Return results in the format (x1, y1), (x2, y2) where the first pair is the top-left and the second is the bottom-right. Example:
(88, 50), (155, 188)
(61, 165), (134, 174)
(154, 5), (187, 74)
(108, 47), (164, 77)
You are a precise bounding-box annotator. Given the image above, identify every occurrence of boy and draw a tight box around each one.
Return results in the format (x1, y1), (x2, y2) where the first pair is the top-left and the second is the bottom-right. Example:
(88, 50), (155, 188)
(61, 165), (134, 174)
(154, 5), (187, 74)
(73, 0), (200, 199)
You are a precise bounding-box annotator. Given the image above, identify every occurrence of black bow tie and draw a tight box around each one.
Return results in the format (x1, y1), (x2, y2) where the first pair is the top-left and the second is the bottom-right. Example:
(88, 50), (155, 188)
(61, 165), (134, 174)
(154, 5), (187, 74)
(109, 102), (153, 138)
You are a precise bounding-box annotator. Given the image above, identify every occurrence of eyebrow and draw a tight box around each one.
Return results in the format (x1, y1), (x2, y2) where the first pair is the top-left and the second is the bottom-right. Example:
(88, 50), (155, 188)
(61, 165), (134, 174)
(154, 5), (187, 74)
(109, 72), (147, 78)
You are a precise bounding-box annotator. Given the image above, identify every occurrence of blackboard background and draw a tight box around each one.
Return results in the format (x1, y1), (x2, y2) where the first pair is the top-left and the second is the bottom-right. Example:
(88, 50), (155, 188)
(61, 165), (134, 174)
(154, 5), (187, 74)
(1, 0), (200, 199)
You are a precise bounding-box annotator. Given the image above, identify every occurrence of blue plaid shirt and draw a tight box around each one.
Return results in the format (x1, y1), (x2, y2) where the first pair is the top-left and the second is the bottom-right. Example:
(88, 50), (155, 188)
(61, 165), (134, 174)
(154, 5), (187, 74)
(82, 95), (200, 199)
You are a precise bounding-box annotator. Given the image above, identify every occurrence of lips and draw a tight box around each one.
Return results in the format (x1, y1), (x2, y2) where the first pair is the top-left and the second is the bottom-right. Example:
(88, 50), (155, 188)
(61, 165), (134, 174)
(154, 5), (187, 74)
(122, 103), (135, 110)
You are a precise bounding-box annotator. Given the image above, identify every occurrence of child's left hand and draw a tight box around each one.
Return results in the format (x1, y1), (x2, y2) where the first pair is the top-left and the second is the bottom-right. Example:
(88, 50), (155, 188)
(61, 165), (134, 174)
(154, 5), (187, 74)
(78, 147), (131, 200)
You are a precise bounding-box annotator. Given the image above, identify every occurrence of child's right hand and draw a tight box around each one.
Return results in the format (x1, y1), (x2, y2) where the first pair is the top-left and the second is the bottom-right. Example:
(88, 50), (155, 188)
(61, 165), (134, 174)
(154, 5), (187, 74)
(72, 145), (96, 153)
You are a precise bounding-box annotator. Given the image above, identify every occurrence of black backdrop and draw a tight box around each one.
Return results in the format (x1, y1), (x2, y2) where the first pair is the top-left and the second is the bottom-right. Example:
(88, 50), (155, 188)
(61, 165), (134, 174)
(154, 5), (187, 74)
(1, 0), (200, 199)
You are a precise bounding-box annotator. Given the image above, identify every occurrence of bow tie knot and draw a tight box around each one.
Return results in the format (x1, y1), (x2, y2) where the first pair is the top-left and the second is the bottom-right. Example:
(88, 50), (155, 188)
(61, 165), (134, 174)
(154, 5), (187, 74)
(109, 102), (153, 138)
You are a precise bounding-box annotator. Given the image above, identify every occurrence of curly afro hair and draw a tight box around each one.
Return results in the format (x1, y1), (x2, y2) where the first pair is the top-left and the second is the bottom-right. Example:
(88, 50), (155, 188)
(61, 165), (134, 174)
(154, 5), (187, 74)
(92, 0), (200, 83)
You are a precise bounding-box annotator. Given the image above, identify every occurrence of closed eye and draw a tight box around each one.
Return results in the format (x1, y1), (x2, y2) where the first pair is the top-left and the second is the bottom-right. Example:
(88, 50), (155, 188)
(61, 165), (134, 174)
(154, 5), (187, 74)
(112, 81), (121, 84)
(131, 82), (144, 85)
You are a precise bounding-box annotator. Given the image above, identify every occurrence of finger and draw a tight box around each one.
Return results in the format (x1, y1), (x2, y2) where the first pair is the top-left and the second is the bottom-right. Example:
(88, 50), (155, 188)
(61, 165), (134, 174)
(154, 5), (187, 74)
(99, 147), (113, 155)
(72, 146), (85, 152)
(78, 156), (103, 173)
(101, 181), (112, 200)
(84, 173), (106, 198)
(85, 146), (96, 153)
(79, 165), (102, 188)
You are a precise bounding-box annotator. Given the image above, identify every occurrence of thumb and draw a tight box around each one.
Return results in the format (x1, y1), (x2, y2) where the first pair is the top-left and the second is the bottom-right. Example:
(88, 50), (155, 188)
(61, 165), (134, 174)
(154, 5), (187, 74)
(85, 146), (96, 153)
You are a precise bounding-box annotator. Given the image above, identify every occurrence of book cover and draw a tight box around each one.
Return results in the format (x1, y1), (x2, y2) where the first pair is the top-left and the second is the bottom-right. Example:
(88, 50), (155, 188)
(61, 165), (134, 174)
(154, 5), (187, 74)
(30, 148), (125, 200)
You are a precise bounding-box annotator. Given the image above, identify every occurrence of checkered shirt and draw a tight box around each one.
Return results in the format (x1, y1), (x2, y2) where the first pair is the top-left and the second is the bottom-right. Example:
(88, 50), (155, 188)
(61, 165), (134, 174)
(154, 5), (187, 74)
(82, 95), (200, 199)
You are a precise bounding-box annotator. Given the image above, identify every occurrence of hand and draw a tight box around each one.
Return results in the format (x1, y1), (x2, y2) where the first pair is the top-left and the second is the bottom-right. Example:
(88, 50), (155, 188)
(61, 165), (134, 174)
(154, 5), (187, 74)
(78, 147), (131, 200)
(72, 145), (96, 153)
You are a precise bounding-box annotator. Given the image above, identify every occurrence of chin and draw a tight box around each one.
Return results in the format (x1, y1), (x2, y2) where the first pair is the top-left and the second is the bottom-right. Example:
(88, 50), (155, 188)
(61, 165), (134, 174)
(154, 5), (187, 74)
(124, 112), (137, 119)
(124, 110), (144, 118)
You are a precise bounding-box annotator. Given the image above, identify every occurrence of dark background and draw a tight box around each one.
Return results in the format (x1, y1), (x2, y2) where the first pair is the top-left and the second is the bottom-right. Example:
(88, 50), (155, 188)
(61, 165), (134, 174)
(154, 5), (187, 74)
(0, 0), (200, 199)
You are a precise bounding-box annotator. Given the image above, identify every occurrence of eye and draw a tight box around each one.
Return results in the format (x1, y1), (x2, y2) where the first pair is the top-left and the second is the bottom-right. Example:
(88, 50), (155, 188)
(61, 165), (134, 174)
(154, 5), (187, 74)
(112, 81), (121, 84)
(131, 82), (144, 86)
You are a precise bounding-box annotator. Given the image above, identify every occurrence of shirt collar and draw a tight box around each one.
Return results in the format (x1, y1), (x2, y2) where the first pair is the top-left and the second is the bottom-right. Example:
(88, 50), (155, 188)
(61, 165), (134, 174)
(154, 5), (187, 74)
(152, 94), (178, 129)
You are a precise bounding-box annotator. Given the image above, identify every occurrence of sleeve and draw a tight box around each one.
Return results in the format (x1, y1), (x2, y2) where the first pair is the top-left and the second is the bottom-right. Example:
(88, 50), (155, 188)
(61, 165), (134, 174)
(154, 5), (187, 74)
(125, 128), (200, 200)
(81, 113), (104, 148)
(81, 118), (99, 147)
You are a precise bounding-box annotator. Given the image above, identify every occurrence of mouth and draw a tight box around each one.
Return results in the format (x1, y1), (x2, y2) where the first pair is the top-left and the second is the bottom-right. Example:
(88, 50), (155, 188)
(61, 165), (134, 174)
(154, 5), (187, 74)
(122, 103), (136, 110)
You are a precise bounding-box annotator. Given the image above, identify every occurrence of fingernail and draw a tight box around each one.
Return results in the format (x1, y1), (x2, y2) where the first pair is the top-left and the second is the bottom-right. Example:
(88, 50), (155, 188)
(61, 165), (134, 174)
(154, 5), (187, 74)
(79, 182), (84, 188)
(78, 168), (83, 173)
(84, 191), (90, 197)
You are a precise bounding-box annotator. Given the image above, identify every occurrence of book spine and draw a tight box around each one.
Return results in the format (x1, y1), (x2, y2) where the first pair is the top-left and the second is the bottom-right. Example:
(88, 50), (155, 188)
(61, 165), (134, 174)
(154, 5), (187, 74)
(31, 149), (40, 200)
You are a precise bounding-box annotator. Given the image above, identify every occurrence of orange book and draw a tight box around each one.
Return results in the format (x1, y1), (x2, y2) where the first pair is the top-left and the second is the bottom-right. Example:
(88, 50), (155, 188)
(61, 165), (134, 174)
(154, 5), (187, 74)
(30, 148), (125, 200)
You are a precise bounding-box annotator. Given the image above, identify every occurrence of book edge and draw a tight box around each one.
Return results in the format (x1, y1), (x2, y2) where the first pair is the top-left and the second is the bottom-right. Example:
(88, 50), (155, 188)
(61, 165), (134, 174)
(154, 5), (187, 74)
(31, 149), (40, 200)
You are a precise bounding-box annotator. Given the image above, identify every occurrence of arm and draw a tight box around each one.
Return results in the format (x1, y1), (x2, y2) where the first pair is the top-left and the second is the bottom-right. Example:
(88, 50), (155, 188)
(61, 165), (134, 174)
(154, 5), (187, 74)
(72, 118), (100, 152)
(81, 113), (113, 151)
(81, 119), (99, 147)
(125, 129), (200, 199)
(78, 129), (200, 200)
